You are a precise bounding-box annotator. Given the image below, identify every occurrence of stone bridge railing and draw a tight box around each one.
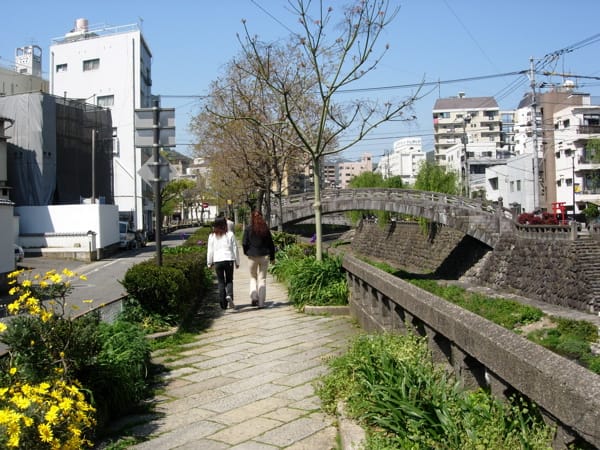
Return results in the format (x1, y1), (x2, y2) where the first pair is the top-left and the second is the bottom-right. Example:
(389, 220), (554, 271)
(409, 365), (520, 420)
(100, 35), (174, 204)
(339, 250), (600, 449)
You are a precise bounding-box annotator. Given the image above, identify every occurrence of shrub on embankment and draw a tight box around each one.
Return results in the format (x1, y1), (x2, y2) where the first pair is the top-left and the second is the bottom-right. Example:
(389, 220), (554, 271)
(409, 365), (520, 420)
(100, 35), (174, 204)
(269, 243), (348, 308)
(119, 227), (212, 330)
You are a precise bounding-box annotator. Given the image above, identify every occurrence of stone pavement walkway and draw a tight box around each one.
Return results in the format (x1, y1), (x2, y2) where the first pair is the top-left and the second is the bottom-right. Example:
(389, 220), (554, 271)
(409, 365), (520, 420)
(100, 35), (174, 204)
(103, 250), (359, 449)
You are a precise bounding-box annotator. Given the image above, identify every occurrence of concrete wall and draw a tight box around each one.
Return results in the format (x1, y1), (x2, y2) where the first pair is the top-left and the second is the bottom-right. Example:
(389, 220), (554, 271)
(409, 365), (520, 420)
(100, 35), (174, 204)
(341, 252), (600, 449)
(15, 204), (120, 260)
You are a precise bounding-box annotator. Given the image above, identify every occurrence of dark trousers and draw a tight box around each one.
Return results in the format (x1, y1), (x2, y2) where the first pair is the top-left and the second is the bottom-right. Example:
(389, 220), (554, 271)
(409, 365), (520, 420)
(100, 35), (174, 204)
(214, 260), (234, 307)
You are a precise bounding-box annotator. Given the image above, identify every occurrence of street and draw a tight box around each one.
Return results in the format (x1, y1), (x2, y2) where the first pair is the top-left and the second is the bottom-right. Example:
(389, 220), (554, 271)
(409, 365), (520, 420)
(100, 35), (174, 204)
(1, 227), (197, 319)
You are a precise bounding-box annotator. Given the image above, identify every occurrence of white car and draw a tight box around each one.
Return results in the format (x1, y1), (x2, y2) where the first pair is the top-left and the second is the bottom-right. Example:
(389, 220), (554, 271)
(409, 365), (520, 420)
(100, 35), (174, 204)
(14, 244), (24, 264)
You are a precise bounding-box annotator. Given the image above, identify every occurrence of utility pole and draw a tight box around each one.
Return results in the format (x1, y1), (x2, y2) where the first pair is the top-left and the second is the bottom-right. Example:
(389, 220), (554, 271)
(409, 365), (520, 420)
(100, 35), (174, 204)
(91, 128), (96, 204)
(529, 57), (540, 211)
(462, 114), (471, 197)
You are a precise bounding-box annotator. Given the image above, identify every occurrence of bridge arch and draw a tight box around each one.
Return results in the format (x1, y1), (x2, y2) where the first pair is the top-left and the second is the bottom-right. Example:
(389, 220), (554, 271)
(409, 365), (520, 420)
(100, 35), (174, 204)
(279, 188), (515, 248)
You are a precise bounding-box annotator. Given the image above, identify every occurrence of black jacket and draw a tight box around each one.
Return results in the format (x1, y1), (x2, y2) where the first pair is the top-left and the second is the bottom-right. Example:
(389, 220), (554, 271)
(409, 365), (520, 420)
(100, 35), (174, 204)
(242, 225), (275, 260)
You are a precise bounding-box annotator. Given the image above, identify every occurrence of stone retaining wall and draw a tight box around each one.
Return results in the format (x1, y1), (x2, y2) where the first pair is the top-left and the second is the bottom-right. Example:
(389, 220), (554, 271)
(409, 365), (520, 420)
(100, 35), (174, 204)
(351, 221), (600, 313)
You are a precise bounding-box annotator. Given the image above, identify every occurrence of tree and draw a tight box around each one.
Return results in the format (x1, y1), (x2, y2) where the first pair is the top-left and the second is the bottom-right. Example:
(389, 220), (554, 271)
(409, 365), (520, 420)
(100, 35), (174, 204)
(347, 172), (404, 225)
(414, 161), (459, 195)
(161, 179), (196, 222)
(239, 0), (422, 259)
(191, 45), (310, 229)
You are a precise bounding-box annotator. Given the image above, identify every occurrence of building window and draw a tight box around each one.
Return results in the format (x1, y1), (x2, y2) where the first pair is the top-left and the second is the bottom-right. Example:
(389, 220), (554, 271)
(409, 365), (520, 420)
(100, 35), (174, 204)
(56, 63), (67, 72)
(516, 180), (521, 191)
(83, 58), (100, 71)
(510, 181), (514, 192)
(97, 95), (114, 108)
(563, 119), (570, 129)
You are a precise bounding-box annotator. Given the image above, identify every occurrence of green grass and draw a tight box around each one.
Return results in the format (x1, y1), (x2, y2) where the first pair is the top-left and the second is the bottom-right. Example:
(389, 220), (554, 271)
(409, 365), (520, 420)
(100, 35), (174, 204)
(317, 333), (555, 449)
(359, 256), (600, 375)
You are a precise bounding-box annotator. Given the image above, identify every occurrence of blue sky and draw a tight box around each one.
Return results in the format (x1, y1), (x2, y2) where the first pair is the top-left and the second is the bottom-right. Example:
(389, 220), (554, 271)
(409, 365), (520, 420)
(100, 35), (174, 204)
(2, 1), (600, 163)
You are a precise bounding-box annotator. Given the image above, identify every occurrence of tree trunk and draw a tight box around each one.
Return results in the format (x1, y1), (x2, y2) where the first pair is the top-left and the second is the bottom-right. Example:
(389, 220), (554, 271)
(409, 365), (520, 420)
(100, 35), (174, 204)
(312, 156), (323, 261)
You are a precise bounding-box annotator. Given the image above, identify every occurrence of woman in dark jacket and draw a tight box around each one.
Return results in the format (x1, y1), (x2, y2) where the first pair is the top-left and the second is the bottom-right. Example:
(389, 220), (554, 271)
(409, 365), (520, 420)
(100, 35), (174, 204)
(242, 210), (275, 308)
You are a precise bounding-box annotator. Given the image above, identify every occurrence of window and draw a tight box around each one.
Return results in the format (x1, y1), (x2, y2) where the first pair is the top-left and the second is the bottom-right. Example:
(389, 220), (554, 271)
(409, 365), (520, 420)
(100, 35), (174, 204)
(97, 95), (114, 107)
(56, 63), (67, 72)
(83, 58), (100, 71)
(516, 180), (521, 191)
(563, 119), (570, 129)
(510, 181), (514, 192)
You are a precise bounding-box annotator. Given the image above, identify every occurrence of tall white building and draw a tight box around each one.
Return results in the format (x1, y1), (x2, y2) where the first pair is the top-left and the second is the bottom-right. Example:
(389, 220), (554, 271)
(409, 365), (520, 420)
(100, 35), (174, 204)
(49, 18), (153, 230)
(375, 137), (425, 186)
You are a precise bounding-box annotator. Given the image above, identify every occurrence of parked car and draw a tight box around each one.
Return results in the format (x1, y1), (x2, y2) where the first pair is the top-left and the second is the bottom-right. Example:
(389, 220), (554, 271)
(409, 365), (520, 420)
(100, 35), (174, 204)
(14, 244), (24, 264)
(119, 221), (137, 250)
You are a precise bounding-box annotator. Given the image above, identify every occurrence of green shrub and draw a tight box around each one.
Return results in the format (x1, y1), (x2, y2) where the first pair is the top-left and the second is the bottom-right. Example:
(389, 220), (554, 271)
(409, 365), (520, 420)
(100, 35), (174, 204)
(1, 312), (102, 384)
(84, 319), (151, 429)
(272, 231), (297, 251)
(317, 333), (554, 449)
(120, 263), (191, 324)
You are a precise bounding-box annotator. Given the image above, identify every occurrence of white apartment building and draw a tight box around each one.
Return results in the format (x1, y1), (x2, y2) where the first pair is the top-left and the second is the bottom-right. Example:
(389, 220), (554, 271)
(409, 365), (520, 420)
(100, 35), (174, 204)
(338, 153), (372, 188)
(553, 105), (600, 217)
(49, 19), (153, 230)
(432, 93), (503, 166)
(375, 137), (425, 186)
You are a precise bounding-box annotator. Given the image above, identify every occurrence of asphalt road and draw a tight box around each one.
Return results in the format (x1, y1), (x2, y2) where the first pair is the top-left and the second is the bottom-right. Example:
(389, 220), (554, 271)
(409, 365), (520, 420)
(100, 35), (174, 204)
(1, 227), (197, 318)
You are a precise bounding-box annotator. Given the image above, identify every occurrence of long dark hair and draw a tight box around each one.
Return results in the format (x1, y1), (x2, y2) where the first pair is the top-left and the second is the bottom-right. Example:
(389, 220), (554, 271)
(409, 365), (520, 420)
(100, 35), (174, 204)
(250, 210), (268, 237)
(212, 217), (227, 236)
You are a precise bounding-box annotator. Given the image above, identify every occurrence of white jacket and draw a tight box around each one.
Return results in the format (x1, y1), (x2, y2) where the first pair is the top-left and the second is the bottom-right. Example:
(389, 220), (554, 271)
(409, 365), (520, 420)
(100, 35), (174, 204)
(207, 231), (240, 266)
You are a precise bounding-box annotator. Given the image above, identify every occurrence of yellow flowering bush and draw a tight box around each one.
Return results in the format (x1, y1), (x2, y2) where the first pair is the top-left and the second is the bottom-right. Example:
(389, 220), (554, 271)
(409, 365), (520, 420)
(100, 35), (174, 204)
(7, 268), (90, 320)
(0, 269), (98, 447)
(0, 369), (95, 449)
(2, 269), (99, 382)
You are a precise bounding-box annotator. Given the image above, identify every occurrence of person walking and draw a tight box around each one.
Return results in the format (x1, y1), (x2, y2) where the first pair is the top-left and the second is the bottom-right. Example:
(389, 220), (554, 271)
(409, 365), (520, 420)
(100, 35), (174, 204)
(242, 210), (276, 308)
(207, 217), (240, 310)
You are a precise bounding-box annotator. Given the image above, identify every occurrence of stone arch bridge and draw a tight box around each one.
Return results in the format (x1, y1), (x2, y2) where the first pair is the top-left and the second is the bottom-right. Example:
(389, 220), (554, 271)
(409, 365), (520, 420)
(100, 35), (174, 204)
(279, 188), (515, 248)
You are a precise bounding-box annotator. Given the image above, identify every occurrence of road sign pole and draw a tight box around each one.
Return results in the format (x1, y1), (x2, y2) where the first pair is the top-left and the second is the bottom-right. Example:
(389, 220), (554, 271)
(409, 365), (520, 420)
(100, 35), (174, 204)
(153, 99), (163, 266)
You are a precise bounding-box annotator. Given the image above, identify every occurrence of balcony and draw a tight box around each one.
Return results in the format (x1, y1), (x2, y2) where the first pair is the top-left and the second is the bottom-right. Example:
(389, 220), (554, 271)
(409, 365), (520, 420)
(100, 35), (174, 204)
(578, 125), (600, 135)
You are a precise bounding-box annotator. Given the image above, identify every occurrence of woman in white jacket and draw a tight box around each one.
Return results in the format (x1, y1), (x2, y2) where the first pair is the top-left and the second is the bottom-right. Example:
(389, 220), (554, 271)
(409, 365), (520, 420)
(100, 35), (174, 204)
(207, 217), (240, 310)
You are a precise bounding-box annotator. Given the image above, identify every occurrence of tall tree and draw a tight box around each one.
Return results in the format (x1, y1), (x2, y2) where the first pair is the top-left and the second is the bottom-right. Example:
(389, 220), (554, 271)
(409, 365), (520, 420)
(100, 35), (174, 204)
(191, 46), (308, 228)
(239, 0), (422, 259)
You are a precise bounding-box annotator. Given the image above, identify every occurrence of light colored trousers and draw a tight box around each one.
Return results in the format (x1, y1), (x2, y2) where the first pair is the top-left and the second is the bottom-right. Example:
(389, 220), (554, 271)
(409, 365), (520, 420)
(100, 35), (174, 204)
(248, 255), (270, 306)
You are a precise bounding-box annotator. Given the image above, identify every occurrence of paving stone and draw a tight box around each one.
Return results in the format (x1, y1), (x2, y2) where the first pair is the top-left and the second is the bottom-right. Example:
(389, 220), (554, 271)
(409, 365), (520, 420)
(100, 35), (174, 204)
(255, 416), (331, 447)
(286, 425), (338, 450)
(128, 419), (224, 449)
(201, 382), (288, 413)
(207, 417), (283, 445)
(212, 397), (289, 425)
(262, 406), (307, 422)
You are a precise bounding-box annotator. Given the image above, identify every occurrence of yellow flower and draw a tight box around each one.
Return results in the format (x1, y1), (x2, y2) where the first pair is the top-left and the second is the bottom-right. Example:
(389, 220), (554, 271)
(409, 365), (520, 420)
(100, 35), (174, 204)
(29, 340), (35, 346)
(21, 279), (32, 287)
(38, 422), (54, 443)
(45, 405), (60, 425)
(8, 287), (18, 295)
(0, 322), (7, 333)
(79, 275), (87, 281)
(7, 303), (20, 314)
(9, 367), (17, 376)
(82, 299), (93, 304)
(40, 280), (48, 288)
(40, 311), (53, 323)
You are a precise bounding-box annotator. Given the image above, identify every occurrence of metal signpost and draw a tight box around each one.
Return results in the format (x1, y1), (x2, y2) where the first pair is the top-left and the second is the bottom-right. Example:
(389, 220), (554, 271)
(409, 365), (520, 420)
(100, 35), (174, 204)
(134, 99), (176, 266)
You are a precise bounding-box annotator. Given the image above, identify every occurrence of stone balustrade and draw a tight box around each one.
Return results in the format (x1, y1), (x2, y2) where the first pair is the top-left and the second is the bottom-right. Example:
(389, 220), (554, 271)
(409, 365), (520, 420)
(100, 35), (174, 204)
(340, 251), (600, 449)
